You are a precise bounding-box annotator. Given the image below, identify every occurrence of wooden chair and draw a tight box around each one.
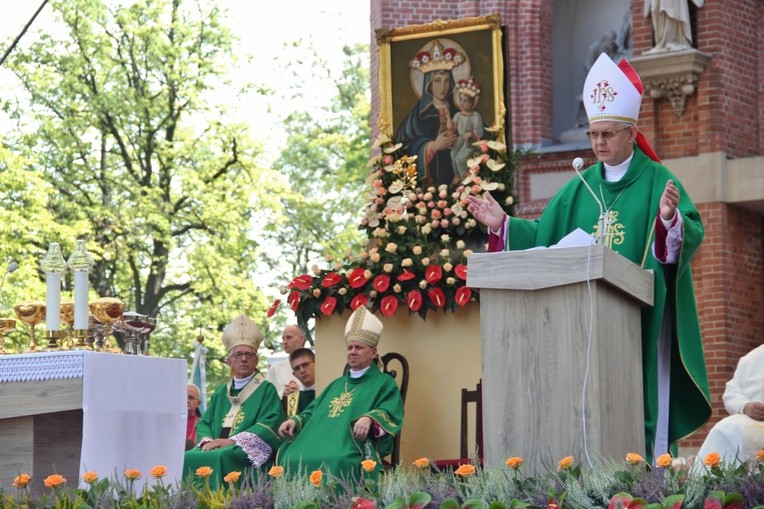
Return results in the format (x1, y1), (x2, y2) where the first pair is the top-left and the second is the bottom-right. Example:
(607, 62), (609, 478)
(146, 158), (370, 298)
(380, 352), (409, 466)
(433, 379), (483, 469)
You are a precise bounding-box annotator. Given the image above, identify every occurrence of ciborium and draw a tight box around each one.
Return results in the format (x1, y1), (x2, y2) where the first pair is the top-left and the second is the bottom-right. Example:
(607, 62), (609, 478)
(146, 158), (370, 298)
(89, 297), (124, 353)
(138, 316), (157, 355)
(0, 318), (15, 354)
(14, 301), (46, 353)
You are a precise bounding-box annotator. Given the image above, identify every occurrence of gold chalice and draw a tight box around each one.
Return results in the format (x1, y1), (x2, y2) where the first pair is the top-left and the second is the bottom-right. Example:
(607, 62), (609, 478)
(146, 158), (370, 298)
(14, 301), (46, 353)
(89, 297), (124, 352)
(0, 318), (15, 354)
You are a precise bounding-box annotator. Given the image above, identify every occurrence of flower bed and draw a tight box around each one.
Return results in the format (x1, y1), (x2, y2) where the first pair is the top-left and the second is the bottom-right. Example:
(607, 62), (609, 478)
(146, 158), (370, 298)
(4, 452), (764, 509)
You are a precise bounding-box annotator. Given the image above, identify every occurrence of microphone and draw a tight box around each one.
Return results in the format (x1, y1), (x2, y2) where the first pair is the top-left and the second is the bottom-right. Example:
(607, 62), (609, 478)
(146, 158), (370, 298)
(571, 158), (606, 244)
(1, 260), (18, 297)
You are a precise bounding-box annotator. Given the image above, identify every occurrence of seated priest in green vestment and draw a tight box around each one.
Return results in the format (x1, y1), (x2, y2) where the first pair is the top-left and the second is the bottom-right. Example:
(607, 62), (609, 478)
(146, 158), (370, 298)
(283, 347), (316, 417)
(183, 314), (284, 488)
(276, 307), (404, 481)
(467, 53), (711, 463)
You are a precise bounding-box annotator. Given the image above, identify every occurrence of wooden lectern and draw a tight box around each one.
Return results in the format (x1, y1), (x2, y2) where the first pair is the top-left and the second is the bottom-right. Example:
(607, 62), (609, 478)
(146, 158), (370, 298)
(467, 245), (653, 472)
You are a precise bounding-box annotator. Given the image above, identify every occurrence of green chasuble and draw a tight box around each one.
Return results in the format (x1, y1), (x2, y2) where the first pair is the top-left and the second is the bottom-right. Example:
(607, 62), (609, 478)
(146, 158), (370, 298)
(276, 363), (404, 481)
(506, 146), (711, 456)
(183, 374), (284, 489)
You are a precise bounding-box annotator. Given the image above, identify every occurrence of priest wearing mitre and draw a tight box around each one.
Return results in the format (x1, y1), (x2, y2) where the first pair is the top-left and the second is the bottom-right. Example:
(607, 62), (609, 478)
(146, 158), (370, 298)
(183, 314), (284, 487)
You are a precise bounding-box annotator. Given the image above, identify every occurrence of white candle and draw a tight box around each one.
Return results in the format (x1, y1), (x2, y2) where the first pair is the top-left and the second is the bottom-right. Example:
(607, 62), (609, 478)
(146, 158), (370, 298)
(46, 272), (61, 331)
(73, 270), (89, 330)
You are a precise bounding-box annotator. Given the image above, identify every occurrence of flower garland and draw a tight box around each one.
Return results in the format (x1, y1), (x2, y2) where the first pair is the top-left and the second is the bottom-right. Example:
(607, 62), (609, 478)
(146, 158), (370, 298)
(271, 127), (520, 327)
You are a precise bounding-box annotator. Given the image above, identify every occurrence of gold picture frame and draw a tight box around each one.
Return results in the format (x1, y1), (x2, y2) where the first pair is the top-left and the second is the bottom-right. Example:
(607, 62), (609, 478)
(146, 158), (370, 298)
(376, 14), (507, 136)
(375, 14), (506, 187)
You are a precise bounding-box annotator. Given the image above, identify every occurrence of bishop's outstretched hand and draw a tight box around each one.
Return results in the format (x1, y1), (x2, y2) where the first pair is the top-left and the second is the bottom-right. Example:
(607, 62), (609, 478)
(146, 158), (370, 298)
(466, 192), (505, 231)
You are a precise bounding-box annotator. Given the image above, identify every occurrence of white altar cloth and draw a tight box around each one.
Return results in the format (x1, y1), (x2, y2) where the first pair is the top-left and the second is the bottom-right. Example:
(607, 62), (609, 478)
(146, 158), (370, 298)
(0, 351), (186, 490)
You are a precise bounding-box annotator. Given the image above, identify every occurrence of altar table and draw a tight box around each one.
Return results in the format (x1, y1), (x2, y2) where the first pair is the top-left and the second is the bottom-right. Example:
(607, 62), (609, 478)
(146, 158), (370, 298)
(0, 351), (186, 491)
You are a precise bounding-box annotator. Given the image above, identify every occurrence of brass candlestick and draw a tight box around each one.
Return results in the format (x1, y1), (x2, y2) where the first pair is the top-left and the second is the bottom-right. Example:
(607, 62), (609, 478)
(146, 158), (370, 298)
(14, 301), (46, 353)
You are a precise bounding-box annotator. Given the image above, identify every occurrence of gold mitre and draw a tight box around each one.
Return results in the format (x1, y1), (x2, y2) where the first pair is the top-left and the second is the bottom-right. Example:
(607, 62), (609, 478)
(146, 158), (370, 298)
(344, 307), (383, 348)
(455, 77), (481, 98)
(410, 40), (465, 73)
(221, 314), (263, 353)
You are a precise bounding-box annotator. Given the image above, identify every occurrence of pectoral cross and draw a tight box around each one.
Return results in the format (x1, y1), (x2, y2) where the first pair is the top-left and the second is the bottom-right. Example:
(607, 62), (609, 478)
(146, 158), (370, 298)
(328, 391), (354, 418)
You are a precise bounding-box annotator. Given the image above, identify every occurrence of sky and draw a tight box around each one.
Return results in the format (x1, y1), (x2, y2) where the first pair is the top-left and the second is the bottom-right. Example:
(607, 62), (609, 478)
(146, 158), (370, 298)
(0, 0), (372, 148)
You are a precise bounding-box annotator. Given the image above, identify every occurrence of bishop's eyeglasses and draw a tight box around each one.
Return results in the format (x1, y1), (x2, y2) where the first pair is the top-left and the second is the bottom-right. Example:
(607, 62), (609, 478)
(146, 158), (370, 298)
(584, 126), (631, 140)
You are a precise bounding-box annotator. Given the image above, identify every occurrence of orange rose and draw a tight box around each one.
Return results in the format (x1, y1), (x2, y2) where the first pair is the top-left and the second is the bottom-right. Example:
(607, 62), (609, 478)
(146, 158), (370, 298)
(196, 466), (214, 479)
(124, 469), (142, 480)
(558, 456), (574, 470)
(361, 460), (377, 473)
(625, 453), (644, 465)
(309, 470), (323, 486)
(656, 454), (673, 468)
(412, 457), (430, 469)
(43, 474), (66, 489)
(81, 471), (99, 484)
(454, 464), (476, 477)
(150, 465), (167, 478)
(704, 452), (721, 467)
(13, 473), (31, 489)
(223, 471), (241, 483)
(268, 466), (284, 478)
(505, 457), (523, 470)
(756, 449), (764, 462)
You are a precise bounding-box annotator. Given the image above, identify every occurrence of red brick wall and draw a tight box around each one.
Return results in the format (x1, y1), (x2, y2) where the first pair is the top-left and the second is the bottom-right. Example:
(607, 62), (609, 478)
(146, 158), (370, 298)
(372, 0), (764, 452)
(686, 203), (764, 448)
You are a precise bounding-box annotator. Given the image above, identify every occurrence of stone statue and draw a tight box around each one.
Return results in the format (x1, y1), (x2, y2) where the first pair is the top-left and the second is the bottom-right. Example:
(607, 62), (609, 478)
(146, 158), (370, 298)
(643, 0), (704, 54)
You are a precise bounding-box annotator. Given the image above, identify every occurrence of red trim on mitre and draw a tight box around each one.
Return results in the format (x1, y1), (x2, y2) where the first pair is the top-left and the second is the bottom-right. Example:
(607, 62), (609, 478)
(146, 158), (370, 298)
(618, 58), (661, 162)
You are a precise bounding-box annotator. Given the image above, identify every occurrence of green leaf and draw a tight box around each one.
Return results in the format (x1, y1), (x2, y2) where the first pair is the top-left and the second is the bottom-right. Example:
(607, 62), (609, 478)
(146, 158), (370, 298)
(461, 500), (484, 509)
(409, 491), (433, 509)
(440, 499), (461, 509)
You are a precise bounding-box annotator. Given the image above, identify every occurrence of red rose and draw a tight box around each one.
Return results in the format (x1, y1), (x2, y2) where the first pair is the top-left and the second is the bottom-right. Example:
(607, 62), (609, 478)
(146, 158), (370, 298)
(348, 268), (369, 289)
(288, 291), (300, 311)
(397, 270), (416, 281)
(350, 294), (368, 310)
(425, 265), (443, 284)
(266, 299), (281, 317)
(321, 272), (342, 288)
(320, 296), (337, 316)
(428, 288), (446, 308)
(455, 264), (468, 280)
(373, 274), (391, 293)
(407, 290), (422, 312)
(289, 274), (313, 291)
(380, 295), (398, 317)
(455, 286), (472, 306)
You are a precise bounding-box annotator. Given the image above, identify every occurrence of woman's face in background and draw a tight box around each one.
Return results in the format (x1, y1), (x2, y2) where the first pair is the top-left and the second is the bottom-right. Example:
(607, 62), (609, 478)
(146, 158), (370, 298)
(429, 71), (452, 102)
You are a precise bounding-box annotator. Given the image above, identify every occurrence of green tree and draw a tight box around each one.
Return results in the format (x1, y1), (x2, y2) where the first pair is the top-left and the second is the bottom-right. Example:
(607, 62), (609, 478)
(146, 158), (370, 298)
(1, 0), (282, 384)
(264, 42), (371, 284)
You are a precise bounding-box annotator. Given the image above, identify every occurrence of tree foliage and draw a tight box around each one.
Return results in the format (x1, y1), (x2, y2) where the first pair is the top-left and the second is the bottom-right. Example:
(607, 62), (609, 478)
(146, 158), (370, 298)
(0, 0), (282, 383)
(263, 42), (371, 283)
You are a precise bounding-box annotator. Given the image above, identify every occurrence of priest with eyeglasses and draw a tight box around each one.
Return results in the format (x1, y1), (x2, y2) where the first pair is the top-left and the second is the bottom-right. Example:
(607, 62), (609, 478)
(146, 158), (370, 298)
(183, 314), (284, 488)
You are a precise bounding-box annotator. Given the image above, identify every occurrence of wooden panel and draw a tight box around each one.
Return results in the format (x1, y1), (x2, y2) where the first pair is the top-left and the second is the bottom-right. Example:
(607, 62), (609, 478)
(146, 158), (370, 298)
(0, 379), (83, 420)
(0, 416), (34, 488)
(481, 280), (645, 472)
(467, 245), (654, 306)
(33, 410), (83, 492)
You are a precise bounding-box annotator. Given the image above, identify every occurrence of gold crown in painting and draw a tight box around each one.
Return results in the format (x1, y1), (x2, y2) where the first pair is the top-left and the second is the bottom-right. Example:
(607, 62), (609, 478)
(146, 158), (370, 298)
(455, 77), (481, 98)
(409, 40), (465, 73)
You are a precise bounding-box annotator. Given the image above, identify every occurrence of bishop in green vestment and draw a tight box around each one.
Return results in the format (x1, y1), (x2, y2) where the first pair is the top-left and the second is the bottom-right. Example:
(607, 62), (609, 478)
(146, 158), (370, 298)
(276, 307), (404, 481)
(467, 53), (711, 461)
(183, 314), (284, 489)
